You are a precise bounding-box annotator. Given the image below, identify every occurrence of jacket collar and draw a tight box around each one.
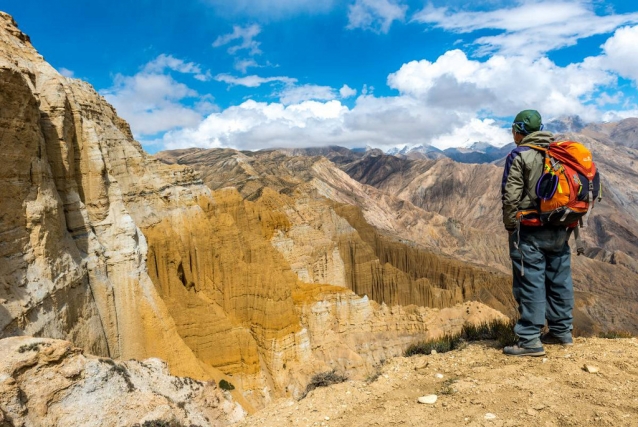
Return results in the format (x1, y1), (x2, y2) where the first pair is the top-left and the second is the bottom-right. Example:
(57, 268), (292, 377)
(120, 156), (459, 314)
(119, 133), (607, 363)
(518, 131), (554, 148)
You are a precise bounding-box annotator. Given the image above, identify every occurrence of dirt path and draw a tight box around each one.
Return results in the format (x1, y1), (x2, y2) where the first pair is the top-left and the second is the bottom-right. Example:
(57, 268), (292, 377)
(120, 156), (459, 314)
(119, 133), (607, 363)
(236, 338), (638, 427)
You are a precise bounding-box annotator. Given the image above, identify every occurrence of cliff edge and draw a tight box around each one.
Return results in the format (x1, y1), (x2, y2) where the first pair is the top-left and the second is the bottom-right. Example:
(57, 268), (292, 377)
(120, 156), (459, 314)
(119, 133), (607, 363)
(238, 337), (638, 427)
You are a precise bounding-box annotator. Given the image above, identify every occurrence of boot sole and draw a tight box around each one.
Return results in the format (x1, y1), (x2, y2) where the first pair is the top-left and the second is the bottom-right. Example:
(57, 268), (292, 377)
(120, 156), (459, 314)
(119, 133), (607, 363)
(505, 351), (546, 357)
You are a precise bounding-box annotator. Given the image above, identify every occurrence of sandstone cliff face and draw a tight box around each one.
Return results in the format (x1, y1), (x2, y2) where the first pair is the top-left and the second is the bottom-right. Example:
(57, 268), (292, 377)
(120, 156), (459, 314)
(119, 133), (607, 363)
(0, 12), (509, 412)
(0, 11), (234, 386)
(155, 148), (516, 318)
(0, 336), (245, 426)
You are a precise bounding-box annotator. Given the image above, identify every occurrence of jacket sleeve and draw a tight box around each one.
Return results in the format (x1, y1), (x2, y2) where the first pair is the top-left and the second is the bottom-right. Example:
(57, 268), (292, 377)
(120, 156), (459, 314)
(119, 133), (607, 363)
(502, 154), (525, 230)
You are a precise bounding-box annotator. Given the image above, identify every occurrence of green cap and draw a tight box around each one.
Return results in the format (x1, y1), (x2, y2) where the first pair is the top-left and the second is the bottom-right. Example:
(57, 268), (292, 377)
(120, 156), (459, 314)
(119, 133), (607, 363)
(513, 110), (543, 135)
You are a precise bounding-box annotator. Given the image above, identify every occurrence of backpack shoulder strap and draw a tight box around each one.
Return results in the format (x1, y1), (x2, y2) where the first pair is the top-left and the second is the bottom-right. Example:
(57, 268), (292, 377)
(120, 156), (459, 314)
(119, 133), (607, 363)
(518, 143), (548, 152)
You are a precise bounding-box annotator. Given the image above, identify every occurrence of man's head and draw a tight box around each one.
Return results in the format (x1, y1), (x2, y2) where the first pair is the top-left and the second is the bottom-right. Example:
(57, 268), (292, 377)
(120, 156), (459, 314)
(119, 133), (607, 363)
(512, 110), (543, 144)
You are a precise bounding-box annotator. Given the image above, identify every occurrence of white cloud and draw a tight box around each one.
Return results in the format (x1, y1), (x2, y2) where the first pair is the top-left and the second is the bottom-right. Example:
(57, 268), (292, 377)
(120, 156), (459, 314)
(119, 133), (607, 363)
(58, 67), (74, 78)
(601, 25), (638, 83)
(106, 18), (638, 154)
(213, 24), (262, 55)
(215, 73), (297, 88)
(143, 54), (212, 81)
(101, 56), (214, 137)
(279, 84), (336, 105)
(159, 100), (349, 150)
(347, 0), (408, 34)
(340, 84), (357, 98)
(430, 118), (511, 149)
(149, 35), (632, 152)
(387, 49), (612, 120)
(596, 91), (623, 107)
(413, 1), (638, 57)
(154, 93), (474, 152)
(235, 58), (259, 73)
(602, 108), (638, 122)
(205, 0), (337, 19)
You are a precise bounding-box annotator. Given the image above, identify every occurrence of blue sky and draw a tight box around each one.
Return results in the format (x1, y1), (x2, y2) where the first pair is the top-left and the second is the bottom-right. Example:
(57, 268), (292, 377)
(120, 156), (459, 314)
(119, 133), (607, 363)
(4, 0), (638, 152)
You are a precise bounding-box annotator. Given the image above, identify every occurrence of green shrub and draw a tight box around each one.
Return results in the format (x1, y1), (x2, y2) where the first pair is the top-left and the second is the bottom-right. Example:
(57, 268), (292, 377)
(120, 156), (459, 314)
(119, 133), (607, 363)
(300, 370), (348, 399)
(404, 334), (464, 357)
(219, 379), (235, 391)
(404, 318), (518, 357)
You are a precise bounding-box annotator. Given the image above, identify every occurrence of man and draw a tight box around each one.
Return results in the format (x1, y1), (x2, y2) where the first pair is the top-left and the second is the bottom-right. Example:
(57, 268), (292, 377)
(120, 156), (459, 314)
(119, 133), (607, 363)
(501, 110), (574, 357)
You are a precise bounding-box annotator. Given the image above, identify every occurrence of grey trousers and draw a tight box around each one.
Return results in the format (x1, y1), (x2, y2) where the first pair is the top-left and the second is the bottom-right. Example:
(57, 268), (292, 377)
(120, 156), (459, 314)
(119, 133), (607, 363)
(509, 226), (574, 348)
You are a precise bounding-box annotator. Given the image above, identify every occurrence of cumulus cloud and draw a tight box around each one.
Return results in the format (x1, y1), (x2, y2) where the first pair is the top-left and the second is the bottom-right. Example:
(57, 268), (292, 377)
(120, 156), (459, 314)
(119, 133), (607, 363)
(159, 100), (349, 150)
(213, 24), (262, 55)
(153, 94), (474, 152)
(101, 55), (214, 137)
(347, 0), (408, 34)
(339, 84), (357, 98)
(602, 108), (638, 122)
(601, 25), (638, 83)
(205, 0), (337, 19)
(278, 84), (337, 104)
(107, 18), (638, 153)
(387, 49), (611, 120)
(102, 73), (203, 136)
(149, 39), (628, 152)
(413, 1), (638, 57)
(430, 118), (511, 149)
(215, 73), (297, 87)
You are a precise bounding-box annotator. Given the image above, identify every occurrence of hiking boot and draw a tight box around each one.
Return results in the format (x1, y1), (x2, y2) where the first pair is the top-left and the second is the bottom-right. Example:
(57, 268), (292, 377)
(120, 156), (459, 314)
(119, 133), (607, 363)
(540, 332), (573, 346)
(503, 344), (546, 357)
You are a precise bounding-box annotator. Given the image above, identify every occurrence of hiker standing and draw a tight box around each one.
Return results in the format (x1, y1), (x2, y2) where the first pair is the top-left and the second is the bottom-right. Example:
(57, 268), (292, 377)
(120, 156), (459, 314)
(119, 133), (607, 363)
(501, 110), (576, 356)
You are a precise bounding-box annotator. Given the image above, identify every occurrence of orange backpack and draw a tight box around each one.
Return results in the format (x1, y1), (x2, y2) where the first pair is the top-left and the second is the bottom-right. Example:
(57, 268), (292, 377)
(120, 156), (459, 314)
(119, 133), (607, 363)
(519, 141), (601, 227)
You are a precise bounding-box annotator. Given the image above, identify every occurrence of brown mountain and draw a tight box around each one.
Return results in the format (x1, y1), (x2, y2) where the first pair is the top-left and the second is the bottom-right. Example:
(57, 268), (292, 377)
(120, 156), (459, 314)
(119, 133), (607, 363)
(340, 133), (638, 334)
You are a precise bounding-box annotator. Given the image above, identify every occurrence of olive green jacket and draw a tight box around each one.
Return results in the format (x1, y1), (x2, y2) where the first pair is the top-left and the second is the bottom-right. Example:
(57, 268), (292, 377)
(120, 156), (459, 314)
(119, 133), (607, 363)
(501, 131), (554, 230)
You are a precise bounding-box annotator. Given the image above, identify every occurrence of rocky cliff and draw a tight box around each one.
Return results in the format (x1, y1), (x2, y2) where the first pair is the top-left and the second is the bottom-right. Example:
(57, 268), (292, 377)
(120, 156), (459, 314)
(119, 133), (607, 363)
(0, 336), (246, 427)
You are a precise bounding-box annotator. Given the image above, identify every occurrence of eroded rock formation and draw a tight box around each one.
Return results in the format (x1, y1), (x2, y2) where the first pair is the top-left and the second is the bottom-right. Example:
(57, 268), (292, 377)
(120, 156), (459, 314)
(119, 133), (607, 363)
(0, 336), (246, 426)
(0, 12), (509, 414)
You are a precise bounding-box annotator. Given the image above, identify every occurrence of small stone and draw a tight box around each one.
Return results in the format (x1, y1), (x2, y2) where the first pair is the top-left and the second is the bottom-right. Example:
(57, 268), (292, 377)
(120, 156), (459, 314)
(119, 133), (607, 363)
(435, 373), (444, 379)
(527, 408), (538, 416)
(542, 358), (548, 363)
(431, 350), (437, 355)
(418, 395), (438, 404)
(325, 416), (330, 421)
(414, 361), (429, 371)
(484, 413), (497, 420)
(583, 364), (599, 373)
(533, 404), (546, 411)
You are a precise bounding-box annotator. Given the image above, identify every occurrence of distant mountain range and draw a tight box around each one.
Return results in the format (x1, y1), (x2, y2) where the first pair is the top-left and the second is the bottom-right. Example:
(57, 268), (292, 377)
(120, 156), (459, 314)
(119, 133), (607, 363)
(384, 142), (514, 164)
(380, 115), (638, 164)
